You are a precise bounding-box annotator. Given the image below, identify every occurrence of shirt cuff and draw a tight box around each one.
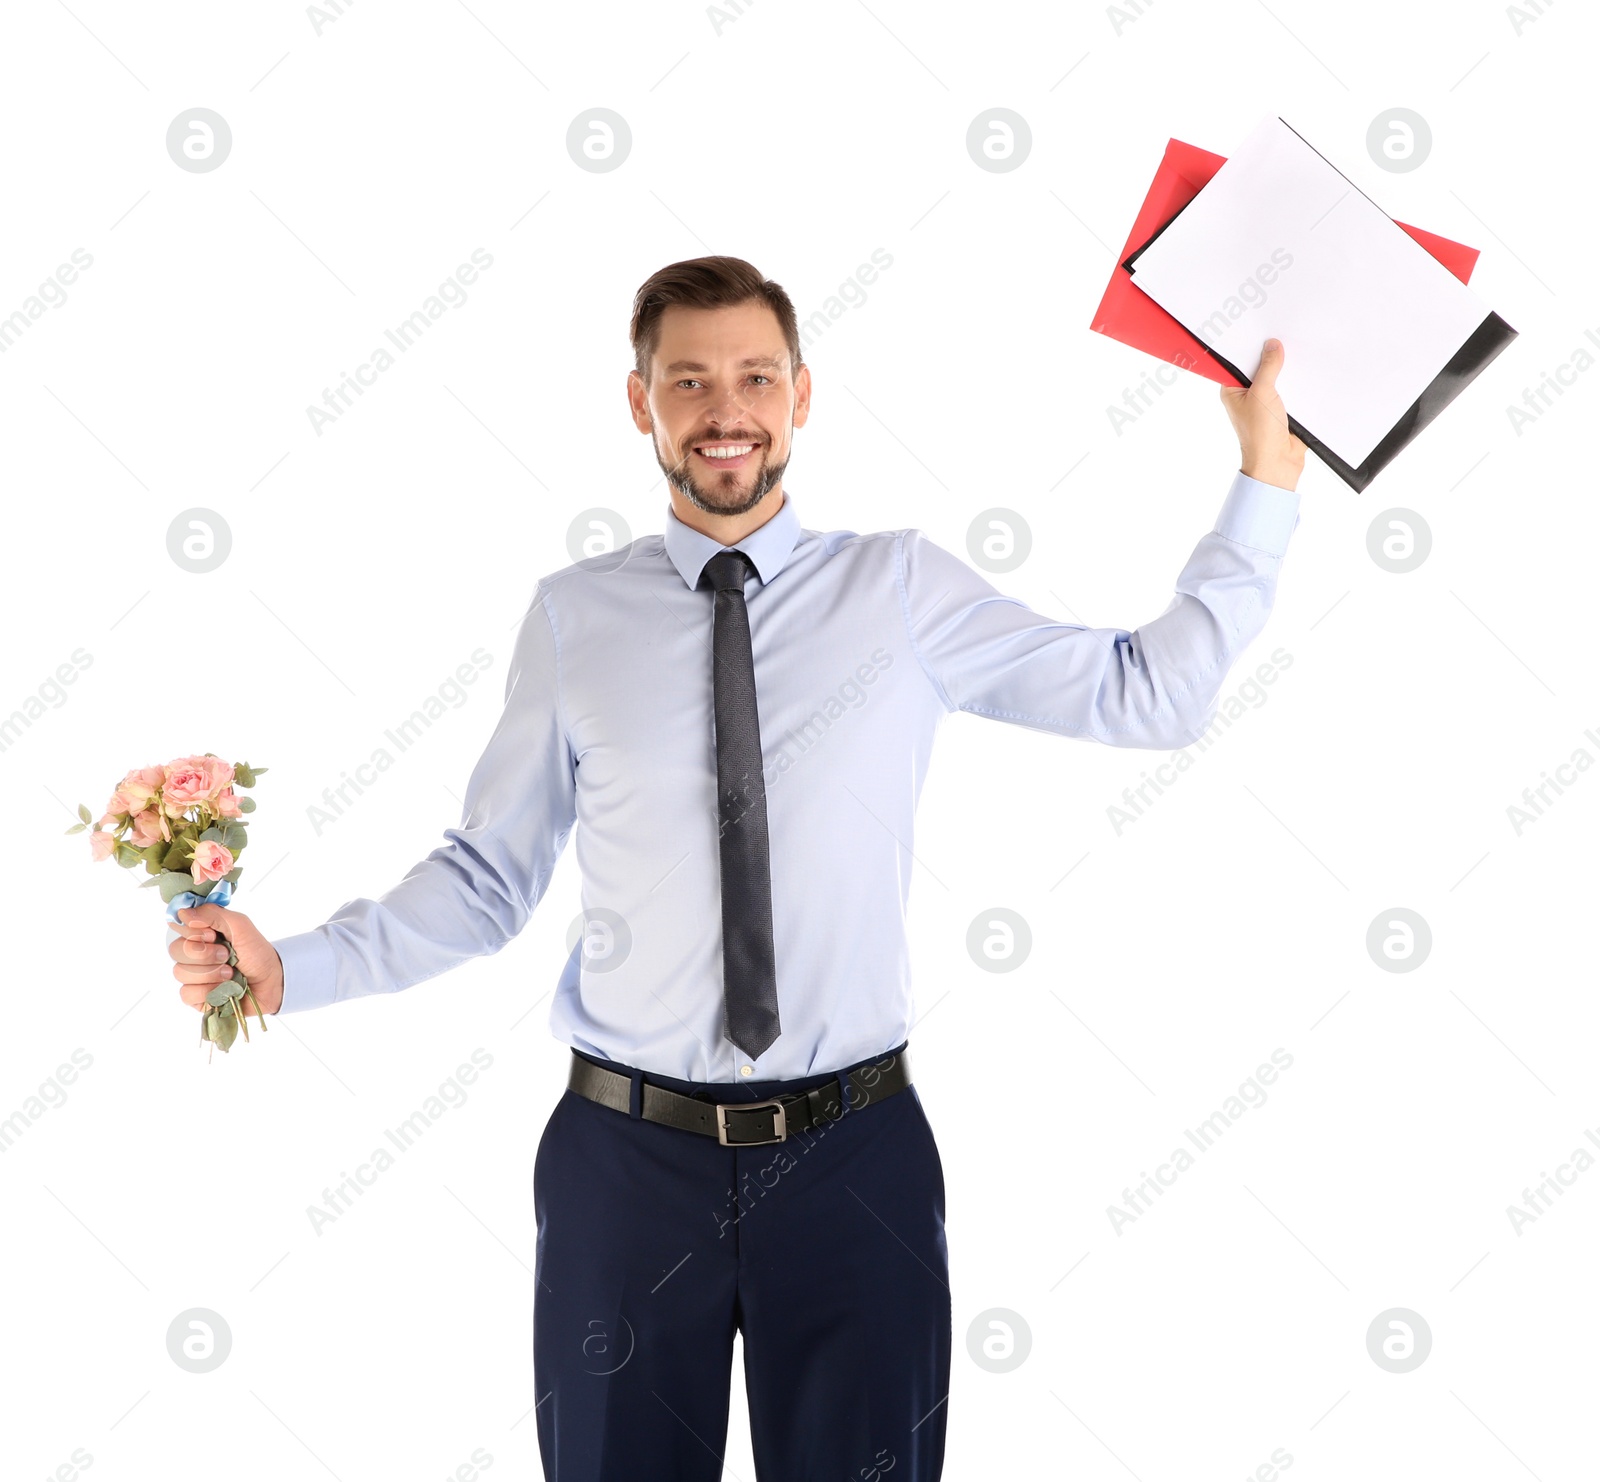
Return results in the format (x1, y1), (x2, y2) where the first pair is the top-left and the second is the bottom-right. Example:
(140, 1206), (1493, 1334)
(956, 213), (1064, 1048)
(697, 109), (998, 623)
(273, 929), (339, 1014)
(1215, 470), (1302, 557)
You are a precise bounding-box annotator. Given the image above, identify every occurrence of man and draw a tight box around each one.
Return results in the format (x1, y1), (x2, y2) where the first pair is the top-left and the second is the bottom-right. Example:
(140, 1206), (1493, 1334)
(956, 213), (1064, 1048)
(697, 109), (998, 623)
(169, 255), (1305, 1480)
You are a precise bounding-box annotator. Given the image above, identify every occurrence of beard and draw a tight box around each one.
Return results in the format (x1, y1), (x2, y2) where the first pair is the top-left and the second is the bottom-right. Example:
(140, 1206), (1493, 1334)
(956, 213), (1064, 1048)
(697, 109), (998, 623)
(658, 436), (789, 517)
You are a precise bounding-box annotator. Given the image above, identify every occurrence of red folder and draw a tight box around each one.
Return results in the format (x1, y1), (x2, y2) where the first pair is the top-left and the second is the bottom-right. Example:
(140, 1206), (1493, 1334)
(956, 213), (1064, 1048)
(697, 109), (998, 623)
(1090, 137), (1482, 388)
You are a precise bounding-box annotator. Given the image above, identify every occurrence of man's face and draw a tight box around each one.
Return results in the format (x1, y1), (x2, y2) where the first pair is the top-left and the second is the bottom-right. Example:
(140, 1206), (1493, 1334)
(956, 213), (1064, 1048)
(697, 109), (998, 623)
(628, 300), (810, 518)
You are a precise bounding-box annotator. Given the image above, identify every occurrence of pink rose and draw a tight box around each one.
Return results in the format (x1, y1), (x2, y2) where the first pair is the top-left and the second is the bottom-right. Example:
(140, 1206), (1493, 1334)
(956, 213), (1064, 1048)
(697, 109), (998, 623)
(90, 830), (117, 862)
(111, 764), (167, 817)
(129, 809), (168, 849)
(191, 839), (235, 885)
(164, 755), (235, 817)
(213, 787), (243, 819)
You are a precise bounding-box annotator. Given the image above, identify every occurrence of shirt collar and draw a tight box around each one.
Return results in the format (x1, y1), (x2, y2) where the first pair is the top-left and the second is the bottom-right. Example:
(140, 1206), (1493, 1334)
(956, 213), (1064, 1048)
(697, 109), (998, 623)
(664, 488), (802, 592)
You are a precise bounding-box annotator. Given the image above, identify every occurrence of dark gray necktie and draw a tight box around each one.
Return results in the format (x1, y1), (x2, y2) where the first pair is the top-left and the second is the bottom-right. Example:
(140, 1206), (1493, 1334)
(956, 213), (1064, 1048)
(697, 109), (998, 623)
(700, 549), (781, 1059)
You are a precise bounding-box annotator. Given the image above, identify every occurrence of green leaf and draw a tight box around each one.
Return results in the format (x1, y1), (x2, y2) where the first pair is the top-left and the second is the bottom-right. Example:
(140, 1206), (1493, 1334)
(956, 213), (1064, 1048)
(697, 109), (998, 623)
(65, 822), (86, 835)
(215, 1011), (238, 1052)
(156, 870), (200, 903)
(220, 822), (246, 853)
(138, 876), (159, 888)
(113, 843), (141, 868)
(205, 980), (245, 1007)
(237, 796), (256, 813)
(199, 826), (225, 844)
(224, 866), (243, 884)
(161, 841), (192, 871)
(234, 764), (258, 787)
(77, 803), (92, 825)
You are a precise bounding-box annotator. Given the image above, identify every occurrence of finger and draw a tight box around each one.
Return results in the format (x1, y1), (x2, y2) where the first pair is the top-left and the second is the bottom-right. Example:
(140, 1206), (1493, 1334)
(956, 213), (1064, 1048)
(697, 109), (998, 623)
(1251, 338), (1285, 393)
(174, 905), (227, 944)
(169, 921), (215, 942)
(169, 933), (231, 964)
(177, 981), (226, 1011)
(174, 946), (237, 976)
(174, 958), (237, 985)
(178, 905), (224, 930)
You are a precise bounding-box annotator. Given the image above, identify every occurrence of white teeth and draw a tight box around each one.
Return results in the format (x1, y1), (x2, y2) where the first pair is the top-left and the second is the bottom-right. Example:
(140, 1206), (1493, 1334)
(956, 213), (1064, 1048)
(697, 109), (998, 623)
(698, 445), (754, 459)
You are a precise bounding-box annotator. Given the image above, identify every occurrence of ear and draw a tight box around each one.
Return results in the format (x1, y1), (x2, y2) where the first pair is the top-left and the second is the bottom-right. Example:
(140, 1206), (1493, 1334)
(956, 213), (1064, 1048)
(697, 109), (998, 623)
(626, 369), (653, 435)
(791, 361), (813, 430)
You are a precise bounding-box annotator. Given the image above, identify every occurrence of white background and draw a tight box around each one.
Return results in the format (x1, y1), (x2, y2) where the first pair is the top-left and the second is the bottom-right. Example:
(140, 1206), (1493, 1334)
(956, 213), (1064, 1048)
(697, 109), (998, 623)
(3, 2), (1596, 1479)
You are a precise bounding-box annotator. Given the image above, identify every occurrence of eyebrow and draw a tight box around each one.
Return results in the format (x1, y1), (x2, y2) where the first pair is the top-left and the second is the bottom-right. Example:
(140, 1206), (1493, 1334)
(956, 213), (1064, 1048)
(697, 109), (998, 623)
(662, 356), (785, 374)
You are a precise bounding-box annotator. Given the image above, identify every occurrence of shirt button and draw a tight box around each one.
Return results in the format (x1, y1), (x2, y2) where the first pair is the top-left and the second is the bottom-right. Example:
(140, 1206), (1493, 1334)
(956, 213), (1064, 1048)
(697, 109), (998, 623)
(740, 1065), (753, 1076)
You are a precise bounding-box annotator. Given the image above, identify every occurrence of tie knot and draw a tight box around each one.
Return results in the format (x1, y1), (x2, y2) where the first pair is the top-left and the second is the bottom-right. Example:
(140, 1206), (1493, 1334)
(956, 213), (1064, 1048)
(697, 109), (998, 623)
(702, 549), (753, 594)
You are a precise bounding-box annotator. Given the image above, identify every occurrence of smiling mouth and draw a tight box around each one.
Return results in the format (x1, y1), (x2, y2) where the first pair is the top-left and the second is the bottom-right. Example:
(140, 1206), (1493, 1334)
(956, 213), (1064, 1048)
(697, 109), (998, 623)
(692, 440), (760, 468)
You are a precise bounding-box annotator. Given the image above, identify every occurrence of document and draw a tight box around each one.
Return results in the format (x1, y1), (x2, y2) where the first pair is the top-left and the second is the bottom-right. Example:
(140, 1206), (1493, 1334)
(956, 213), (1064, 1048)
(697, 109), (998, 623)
(1089, 134), (1482, 391)
(1126, 115), (1509, 468)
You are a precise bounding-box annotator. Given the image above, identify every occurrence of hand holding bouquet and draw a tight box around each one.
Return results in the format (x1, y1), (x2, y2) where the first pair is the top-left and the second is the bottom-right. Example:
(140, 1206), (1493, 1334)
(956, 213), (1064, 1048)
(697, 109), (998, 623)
(68, 755), (269, 1056)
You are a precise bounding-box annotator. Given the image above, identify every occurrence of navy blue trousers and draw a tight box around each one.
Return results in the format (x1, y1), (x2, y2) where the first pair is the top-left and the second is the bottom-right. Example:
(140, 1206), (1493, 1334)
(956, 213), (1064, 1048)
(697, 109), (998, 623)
(532, 1040), (951, 1481)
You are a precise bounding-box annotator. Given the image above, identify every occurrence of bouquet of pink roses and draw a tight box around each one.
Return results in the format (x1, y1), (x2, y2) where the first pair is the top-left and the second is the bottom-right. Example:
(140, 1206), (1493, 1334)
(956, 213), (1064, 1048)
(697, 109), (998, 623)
(67, 755), (268, 1056)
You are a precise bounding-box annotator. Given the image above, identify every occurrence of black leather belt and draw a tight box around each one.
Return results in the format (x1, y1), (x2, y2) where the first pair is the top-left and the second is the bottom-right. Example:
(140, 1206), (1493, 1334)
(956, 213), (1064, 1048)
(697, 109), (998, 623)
(566, 1047), (912, 1146)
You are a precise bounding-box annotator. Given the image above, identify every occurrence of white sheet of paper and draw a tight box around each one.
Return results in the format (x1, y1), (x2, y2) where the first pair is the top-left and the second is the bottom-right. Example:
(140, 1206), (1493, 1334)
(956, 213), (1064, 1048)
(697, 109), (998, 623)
(1128, 115), (1494, 466)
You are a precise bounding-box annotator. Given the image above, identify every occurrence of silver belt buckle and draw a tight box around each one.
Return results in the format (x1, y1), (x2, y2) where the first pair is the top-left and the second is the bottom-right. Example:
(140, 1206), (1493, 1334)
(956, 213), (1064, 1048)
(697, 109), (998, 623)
(716, 1097), (788, 1146)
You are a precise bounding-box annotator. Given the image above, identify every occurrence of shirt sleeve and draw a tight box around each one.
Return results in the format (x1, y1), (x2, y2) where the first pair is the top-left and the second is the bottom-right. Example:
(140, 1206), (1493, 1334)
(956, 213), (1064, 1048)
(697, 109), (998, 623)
(897, 470), (1301, 749)
(271, 580), (578, 1012)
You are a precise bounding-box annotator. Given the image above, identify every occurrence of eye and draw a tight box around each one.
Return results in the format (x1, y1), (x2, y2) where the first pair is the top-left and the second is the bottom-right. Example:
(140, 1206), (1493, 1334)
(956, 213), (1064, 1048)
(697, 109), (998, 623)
(750, 375), (771, 385)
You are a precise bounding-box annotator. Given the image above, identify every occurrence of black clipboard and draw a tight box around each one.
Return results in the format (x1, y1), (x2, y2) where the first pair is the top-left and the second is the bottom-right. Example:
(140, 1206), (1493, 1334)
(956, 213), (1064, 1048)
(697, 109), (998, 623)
(1121, 120), (1518, 493)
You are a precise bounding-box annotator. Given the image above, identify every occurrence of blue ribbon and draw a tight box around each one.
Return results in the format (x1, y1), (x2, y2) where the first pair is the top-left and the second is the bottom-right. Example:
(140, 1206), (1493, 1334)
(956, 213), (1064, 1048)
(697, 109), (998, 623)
(164, 876), (235, 928)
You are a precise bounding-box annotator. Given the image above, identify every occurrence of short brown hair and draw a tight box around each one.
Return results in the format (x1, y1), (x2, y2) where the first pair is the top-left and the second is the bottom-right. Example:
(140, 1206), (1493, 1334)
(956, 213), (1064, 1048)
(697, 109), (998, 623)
(629, 256), (802, 387)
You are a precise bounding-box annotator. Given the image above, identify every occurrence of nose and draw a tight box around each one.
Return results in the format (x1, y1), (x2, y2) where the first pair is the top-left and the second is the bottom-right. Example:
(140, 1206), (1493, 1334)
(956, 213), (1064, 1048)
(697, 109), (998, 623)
(708, 378), (767, 427)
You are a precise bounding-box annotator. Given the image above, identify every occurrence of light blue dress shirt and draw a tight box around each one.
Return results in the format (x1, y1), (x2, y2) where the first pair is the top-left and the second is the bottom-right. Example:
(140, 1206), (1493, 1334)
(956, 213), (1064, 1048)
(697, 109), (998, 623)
(274, 472), (1301, 1079)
